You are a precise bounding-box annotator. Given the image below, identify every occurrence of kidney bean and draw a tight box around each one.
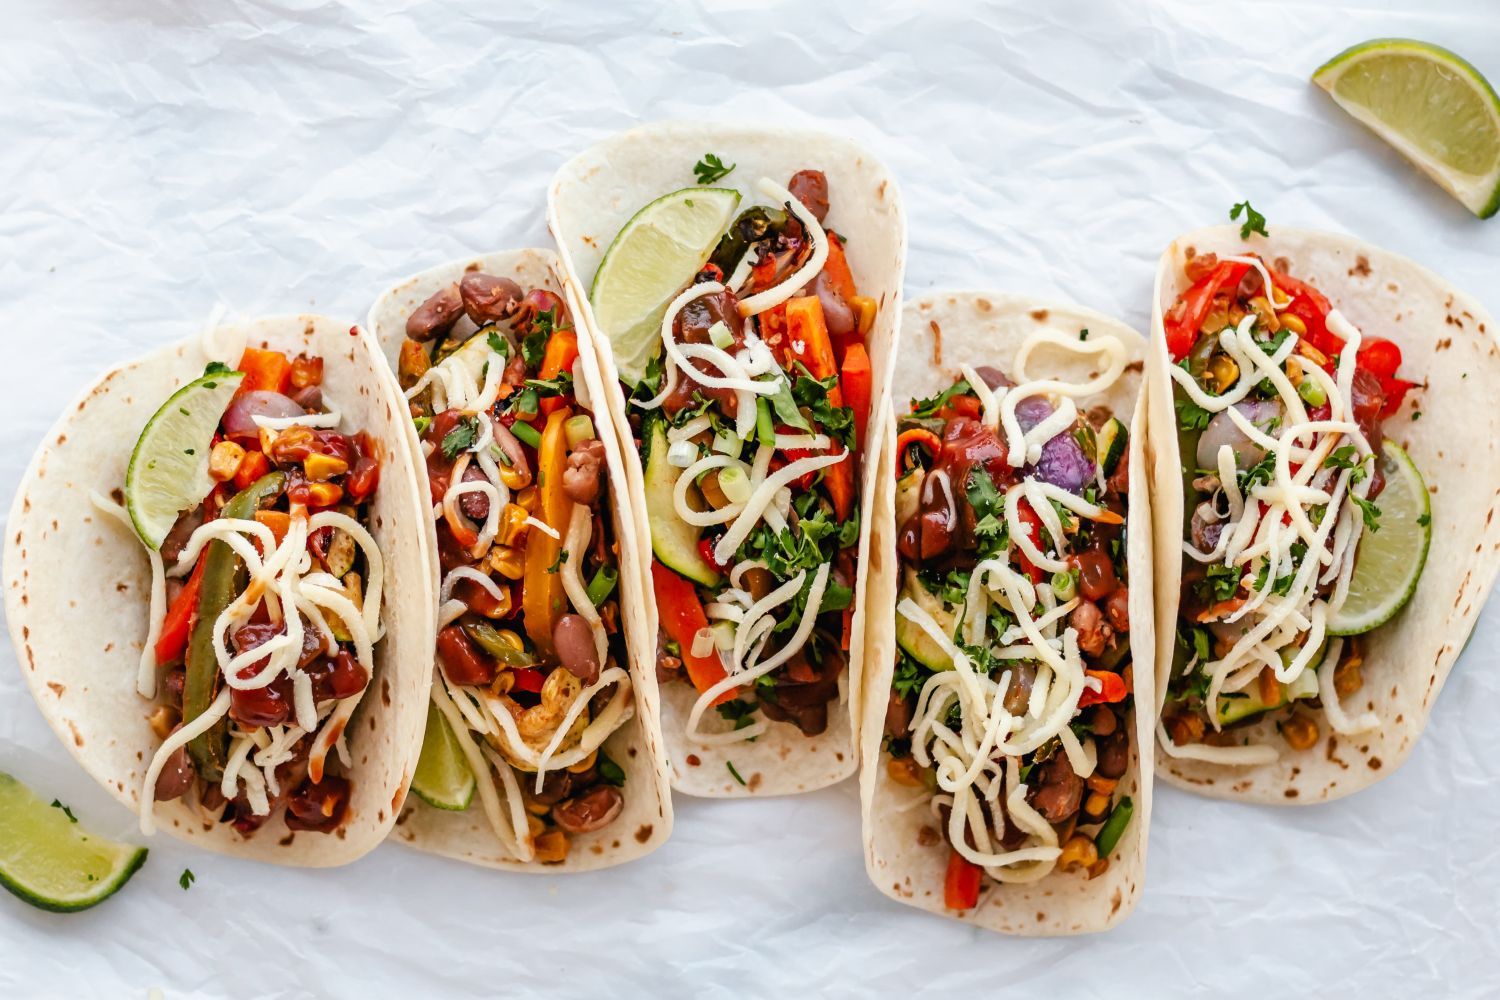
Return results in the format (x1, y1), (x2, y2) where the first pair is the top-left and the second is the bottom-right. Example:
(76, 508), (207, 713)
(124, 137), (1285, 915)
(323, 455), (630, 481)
(436, 625), (495, 686)
(153, 742), (196, 801)
(459, 273), (523, 326)
(553, 614), (600, 684)
(787, 170), (830, 223)
(552, 784), (624, 835)
(406, 284), (464, 341)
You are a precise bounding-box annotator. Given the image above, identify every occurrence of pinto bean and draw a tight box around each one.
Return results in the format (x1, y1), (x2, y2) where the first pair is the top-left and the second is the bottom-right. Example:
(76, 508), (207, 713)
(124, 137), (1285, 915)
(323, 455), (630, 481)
(884, 690), (912, 738)
(1096, 729), (1129, 779)
(554, 614), (600, 684)
(1104, 587), (1130, 633)
(551, 784), (624, 835)
(1070, 600), (1113, 658)
(459, 273), (524, 325)
(787, 170), (830, 223)
(406, 283), (464, 341)
(562, 439), (605, 506)
(153, 741), (195, 801)
(1027, 753), (1084, 823)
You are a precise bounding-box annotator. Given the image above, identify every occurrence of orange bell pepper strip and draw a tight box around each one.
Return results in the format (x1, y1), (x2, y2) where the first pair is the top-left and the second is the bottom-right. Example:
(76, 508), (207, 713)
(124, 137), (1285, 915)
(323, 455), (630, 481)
(154, 554), (207, 665)
(522, 408), (572, 657)
(233, 449), (271, 491)
(537, 328), (579, 417)
(840, 342), (872, 451)
(944, 846), (981, 910)
(1078, 669), (1130, 708)
(822, 234), (859, 308)
(651, 560), (732, 706)
(253, 510), (290, 556)
(235, 347), (292, 395)
(895, 428), (942, 469)
(784, 296), (855, 520)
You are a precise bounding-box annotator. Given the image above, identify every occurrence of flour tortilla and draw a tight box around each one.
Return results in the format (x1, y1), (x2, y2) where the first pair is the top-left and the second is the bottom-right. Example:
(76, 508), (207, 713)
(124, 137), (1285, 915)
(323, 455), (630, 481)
(860, 292), (1154, 935)
(1148, 225), (1500, 804)
(548, 122), (907, 796)
(365, 249), (672, 870)
(3, 316), (434, 866)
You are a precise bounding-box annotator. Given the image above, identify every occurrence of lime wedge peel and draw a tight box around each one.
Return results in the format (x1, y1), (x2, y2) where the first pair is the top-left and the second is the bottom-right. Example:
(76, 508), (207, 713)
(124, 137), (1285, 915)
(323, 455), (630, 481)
(410, 699), (476, 811)
(125, 367), (245, 550)
(1328, 440), (1431, 636)
(0, 773), (147, 913)
(1313, 38), (1500, 218)
(589, 186), (742, 387)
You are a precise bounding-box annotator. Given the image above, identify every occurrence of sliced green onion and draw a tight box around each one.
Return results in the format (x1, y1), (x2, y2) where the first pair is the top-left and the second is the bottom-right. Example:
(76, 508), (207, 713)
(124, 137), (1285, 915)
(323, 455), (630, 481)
(718, 464), (752, 504)
(712, 429), (742, 459)
(564, 414), (596, 449)
(412, 416), (431, 436)
(667, 439), (698, 469)
(1094, 796), (1134, 857)
(755, 397), (774, 444)
(511, 420), (542, 449)
(708, 321), (734, 351)
(585, 565), (618, 606)
(710, 620), (736, 651)
(1297, 378), (1327, 407)
(1051, 570), (1077, 601)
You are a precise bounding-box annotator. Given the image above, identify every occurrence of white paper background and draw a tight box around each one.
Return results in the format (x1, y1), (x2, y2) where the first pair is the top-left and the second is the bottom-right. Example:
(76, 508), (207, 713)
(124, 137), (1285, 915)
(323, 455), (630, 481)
(2, 1), (1497, 997)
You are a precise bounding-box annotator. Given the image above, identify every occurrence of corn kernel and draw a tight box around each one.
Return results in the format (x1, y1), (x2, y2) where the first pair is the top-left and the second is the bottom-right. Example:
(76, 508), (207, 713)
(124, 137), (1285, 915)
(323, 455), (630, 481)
(486, 545), (524, 580)
(1279, 312), (1307, 336)
(304, 452), (349, 482)
(516, 486), (540, 514)
(147, 705), (179, 741)
(209, 440), (246, 482)
(304, 481), (343, 508)
(1281, 712), (1320, 751)
(1208, 355), (1239, 393)
(886, 756), (925, 787)
(1083, 791), (1112, 820)
(499, 464), (530, 491)
(851, 295), (877, 336)
(566, 750), (598, 774)
(1086, 774), (1118, 795)
(1285, 357), (1303, 387)
(1297, 340), (1329, 367)
(1057, 834), (1099, 873)
(497, 504), (531, 547)
(533, 829), (570, 864)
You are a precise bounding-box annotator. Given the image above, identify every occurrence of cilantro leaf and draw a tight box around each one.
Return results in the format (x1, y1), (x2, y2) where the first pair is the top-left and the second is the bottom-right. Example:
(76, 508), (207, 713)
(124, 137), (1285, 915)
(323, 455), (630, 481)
(203, 361), (235, 377)
(596, 751), (626, 786)
(1230, 199), (1269, 239)
(910, 379), (973, 419)
(1352, 494), (1381, 532)
(179, 868), (196, 890)
(1175, 395), (1212, 432)
(693, 153), (736, 185)
(486, 329), (510, 357)
(50, 799), (77, 823)
(767, 377), (812, 432)
(440, 415), (481, 459)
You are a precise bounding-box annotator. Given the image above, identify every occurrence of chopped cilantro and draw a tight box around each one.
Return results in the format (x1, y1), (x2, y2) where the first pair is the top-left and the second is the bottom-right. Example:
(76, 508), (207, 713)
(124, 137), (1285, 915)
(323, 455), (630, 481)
(179, 868), (195, 891)
(1175, 395), (1212, 432)
(50, 800), (77, 823)
(203, 361), (234, 377)
(910, 380), (973, 419)
(440, 415), (481, 459)
(1352, 494), (1381, 532)
(693, 153), (736, 184)
(597, 751), (626, 786)
(547, 549), (569, 574)
(1230, 199), (1269, 239)
(725, 760), (747, 786)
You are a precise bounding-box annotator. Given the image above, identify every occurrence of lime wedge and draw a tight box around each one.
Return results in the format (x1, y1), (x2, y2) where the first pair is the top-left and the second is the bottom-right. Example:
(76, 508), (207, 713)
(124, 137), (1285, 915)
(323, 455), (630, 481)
(1328, 441), (1431, 635)
(590, 186), (742, 386)
(0, 773), (147, 913)
(1313, 39), (1500, 218)
(410, 699), (475, 810)
(125, 366), (245, 549)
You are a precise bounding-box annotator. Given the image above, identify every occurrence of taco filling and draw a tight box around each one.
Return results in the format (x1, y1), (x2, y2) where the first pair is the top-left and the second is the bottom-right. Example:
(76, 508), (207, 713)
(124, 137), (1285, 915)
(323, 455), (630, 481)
(883, 331), (1136, 911)
(1158, 250), (1424, 763)
(97, 346), (385, 837)
(606, 170), (874, 745)
(398, 275), (633, 864)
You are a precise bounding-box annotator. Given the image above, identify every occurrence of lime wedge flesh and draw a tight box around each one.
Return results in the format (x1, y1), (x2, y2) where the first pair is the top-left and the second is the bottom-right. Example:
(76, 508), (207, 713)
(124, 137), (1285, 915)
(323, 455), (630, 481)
(0, 773), (147, 913)
(410, 699), (475, 811)
(1328, 441), (1431, 635)
(589, 186), (742, 386)
(125, 368), (245, 549)
(1314, 39), (1500, 218)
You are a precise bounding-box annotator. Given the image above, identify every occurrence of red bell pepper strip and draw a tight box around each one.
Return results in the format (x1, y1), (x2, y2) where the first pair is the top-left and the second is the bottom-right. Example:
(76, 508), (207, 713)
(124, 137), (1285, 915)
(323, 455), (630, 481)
(1078, 669), (1129, 708)
(696, 537), (725, 573)
(235, 347), (292, 395)
(1014, 500), (1047, 584)
(944, 846), (982, 910)
(509, 667), (545, 695)
(784, 296), (854, 521)
(537, 328), (579, 416)
(651, 560), (732, 706)
(841, 342), (872, 452)
(1163, 261), (1250, 360)
(939, 394), (982, 421)
(154, 554), (207, 665)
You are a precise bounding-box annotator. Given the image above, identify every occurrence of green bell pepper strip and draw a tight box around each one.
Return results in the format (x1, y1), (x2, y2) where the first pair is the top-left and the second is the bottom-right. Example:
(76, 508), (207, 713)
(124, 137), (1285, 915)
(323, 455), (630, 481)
(184, 472), (286, 782)
(1094, 795), (1134, 858)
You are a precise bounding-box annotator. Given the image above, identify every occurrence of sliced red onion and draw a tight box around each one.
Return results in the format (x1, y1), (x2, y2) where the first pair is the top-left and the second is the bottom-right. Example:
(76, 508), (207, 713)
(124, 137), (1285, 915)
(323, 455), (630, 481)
(222, 391), (305, 442)
(1015, 395), (1053, 432)
(1031, 427), (1095, 494)
(1195, 399), (1282, 472)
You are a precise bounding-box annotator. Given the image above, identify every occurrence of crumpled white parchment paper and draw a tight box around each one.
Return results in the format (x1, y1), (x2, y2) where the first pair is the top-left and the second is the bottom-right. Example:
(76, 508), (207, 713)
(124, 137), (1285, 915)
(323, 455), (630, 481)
(1, 1), (1496, 997)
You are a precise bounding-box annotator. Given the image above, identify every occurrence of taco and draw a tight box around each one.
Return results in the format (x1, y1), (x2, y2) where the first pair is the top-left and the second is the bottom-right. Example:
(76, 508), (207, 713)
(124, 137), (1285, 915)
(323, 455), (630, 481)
(549, 125), (906, 797)
(1149, 224), (1500, 802)
(367, 249), (672, 870)
(548, 122), (906, 795)
(860, 292), (1154, 935)
(3, 316), (433, 865)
